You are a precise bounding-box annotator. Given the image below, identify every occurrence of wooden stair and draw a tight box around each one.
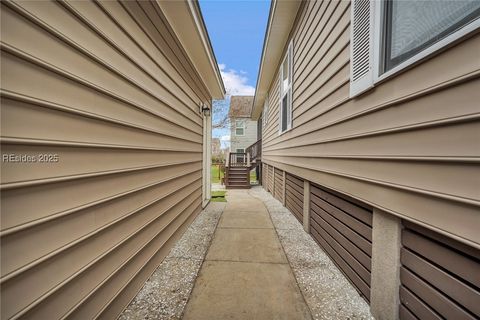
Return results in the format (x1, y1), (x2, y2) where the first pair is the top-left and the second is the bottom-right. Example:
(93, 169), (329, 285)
(225, 166), (250, 189)
(224, 140), (262, 189)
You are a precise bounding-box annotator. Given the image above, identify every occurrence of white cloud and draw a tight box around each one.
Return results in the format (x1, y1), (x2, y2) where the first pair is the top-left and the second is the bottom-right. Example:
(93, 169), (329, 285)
(220, 135), (230, 141)
(219, 64), (255, 96)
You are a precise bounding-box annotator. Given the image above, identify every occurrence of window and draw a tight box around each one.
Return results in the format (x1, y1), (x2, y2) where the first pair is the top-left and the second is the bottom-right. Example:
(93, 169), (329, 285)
(262, 95), (269, 126)
(383, 1), (480, 72)
(279, 41), (293, 133)
(350, 0), (480, 97)
(235, 120), (245, 136)
(236, 148), (245, 162)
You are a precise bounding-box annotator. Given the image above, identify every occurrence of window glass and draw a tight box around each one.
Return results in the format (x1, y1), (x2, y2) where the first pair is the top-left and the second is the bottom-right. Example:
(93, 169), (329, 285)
(280, 42), (293, 133)
(282, 58), (289, 93)
(235, 120), (244, 136)
(235, 148), (245, 162)
(384, 0), (480, 71)
(263, 99), (268, 125)
(281, 95), (288, 131)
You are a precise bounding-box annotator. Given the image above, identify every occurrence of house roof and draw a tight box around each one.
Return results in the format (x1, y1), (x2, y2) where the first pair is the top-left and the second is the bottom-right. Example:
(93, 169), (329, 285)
(229, 96), (254, 118)
(251, 0), (303, 119)
(156, 0), (225, 99)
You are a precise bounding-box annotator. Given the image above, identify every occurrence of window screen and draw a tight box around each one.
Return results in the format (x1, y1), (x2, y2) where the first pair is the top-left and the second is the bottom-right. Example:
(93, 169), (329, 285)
(384, 0), (480, 71)
(281, 94), (289, 131)
(235, 148), (245, 162)
(263, 98), (269, 126)
(280, 42), (293, 133)
(235, 120), (244, 136)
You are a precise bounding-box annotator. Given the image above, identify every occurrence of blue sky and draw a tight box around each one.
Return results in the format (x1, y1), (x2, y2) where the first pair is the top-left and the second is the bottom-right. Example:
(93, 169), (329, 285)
(199, 0), (270, 146)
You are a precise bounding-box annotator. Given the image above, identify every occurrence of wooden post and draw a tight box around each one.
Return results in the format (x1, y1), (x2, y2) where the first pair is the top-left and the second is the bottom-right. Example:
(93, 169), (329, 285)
(282, 171), (286, 206)
(258, 162), (262, 186)
(303, 180), (310, 233)
(264, 164), (268, 191)
(272, 166), (275, 194)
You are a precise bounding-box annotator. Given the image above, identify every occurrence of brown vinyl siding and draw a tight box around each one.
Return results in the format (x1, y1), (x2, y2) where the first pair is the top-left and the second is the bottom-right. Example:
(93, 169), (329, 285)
(273, 168), (284, 203)
(262, 163), (267, 187)
(0, 1), (211, 319)
(267, 165), (274, 193)
(285, 173), (304, 223)
(400, 221), (480, 320)
(261, 163), (266, 186)
(261, 0), (480, 248)
(309, 183), (372, 301)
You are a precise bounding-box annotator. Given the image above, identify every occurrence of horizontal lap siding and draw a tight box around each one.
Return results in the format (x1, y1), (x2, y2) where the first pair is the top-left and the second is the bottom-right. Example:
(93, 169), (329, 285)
(0, 1), (209, 319)
(309, 183), (372, 301)
(274, 168), (284, 203)
(400, 222), (480, 320)
(261, 0), (480, 247)
(285, 174), (304, 223)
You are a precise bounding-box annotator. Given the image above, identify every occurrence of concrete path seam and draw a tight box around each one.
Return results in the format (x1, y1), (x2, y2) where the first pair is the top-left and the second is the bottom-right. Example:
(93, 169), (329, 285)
(249, 188), (315, 319)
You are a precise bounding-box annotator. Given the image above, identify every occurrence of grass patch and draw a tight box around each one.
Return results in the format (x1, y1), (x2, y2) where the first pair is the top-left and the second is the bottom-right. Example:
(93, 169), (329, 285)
(211, 190), (227, 202)
(250, 169), (257, 182)
(211, 164), (224, 183)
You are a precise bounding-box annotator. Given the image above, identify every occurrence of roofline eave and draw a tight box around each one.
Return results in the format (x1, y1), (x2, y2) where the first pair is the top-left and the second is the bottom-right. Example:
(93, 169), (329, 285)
(156, 0), (225, 100)
(252, 0), (302, 120)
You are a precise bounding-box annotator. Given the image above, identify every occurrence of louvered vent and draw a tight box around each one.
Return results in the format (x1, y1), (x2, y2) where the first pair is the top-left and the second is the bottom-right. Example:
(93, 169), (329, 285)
(350, 0), (374, 97)
(400, 221), (480, 319)
(352, 0), (371, 81)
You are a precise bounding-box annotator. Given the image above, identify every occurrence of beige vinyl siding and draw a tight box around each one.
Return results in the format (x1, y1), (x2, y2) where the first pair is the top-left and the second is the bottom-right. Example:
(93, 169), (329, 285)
(261, 0), (480, 248)
(230, 119), (258, 151)
(0, 1), (211, 319)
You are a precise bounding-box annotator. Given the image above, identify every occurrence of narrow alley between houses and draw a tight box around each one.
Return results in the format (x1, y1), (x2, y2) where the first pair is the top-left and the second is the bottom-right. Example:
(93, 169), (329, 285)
(2, 1), (479, 319)
(120, 188), (372, 320)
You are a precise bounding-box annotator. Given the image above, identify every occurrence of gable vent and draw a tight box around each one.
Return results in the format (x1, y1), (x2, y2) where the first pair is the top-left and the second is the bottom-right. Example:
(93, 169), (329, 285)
(350, 0), (375, 97)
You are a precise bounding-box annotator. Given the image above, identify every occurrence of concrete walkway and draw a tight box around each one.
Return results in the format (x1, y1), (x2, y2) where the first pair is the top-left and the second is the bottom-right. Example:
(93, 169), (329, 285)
(182, 190), (312, 320)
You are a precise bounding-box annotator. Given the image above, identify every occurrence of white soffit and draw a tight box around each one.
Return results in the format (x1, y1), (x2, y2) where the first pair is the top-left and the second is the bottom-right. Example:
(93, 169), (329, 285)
(252, 0), (301, 119)
(156, 0), (225, 99)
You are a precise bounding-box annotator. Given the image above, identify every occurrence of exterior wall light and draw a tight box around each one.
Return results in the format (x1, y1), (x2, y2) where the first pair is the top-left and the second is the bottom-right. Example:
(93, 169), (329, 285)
(200, 103), (211, 117)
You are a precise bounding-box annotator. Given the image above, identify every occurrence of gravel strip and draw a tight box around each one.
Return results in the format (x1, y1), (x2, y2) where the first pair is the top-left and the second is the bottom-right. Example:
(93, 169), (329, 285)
(169, 203), (224, 260)
(249, 187), (373, 320)
(119, 202), (225, 320)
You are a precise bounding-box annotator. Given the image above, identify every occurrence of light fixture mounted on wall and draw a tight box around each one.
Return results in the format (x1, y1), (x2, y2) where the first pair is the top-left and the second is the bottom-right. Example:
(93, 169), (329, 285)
(199, 103), (211, 117)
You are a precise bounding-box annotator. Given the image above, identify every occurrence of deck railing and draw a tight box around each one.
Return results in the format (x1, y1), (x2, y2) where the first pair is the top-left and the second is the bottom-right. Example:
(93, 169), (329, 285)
(228, 152), (248, 167)
(246, 139), (261, 162)
(224, 140), (261, 187)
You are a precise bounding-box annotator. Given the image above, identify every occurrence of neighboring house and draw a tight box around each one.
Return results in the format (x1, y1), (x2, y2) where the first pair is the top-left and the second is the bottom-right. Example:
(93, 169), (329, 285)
(252, 1), (480, 319)
(0, 1), (224, 319)
(229, 96), (258, 155)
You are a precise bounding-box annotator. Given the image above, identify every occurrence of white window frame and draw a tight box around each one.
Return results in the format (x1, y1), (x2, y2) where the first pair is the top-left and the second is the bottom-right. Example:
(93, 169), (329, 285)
(279, 41), (293, 134)
(234, 119), (245, 136)
(235, 148), (245, 162)
(350, 0), (480, 97)
(262, 94), (269, 126)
